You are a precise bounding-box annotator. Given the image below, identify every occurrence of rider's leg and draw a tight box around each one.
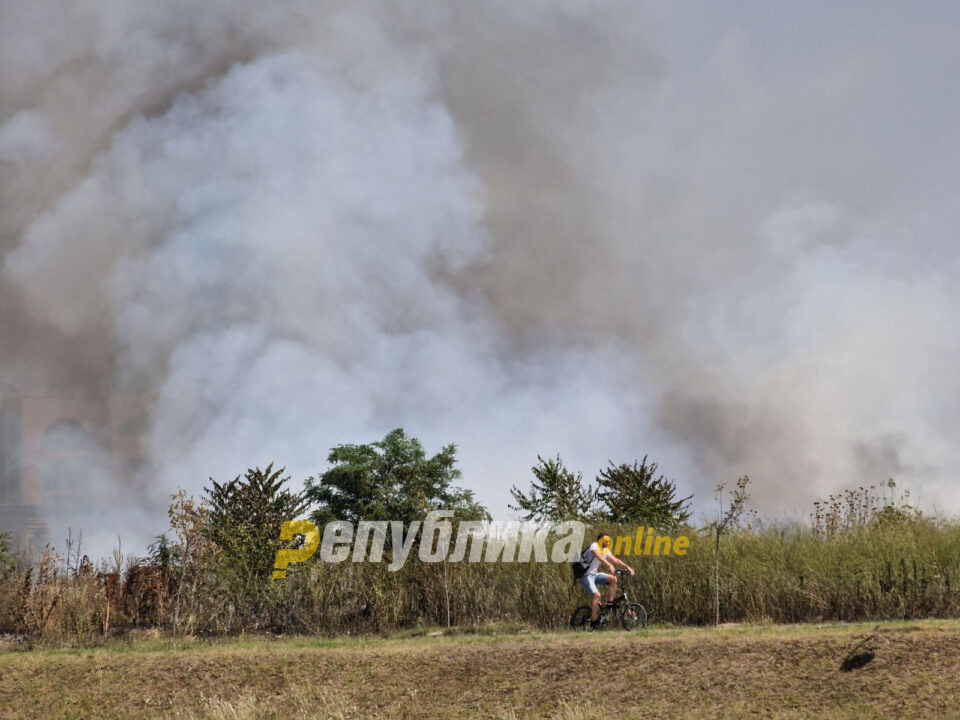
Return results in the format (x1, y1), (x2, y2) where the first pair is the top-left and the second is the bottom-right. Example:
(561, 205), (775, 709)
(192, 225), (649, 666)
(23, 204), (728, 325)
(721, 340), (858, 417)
(591, 591), (602, 621)
(607, 574), (618, 604)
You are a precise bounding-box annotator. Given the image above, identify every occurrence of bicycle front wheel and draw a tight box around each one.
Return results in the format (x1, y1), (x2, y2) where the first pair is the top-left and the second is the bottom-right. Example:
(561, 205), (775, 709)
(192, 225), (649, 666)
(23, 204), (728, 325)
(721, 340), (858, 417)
(621, 602), (647, 630)
(570, 606), (593, 631)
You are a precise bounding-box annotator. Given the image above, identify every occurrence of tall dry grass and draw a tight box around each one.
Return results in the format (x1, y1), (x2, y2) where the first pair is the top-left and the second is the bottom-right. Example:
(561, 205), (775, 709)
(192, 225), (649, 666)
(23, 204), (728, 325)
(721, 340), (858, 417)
(3, 513), (960, 642)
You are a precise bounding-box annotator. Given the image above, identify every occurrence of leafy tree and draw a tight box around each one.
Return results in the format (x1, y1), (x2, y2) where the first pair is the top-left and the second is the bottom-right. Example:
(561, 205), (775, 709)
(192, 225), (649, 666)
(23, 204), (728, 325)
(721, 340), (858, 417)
(162, 489), (219, 634)
(595, 457), (692, 529)
(509, 454), (597, 522)
(204, 463), (309, 586)
(306, 428), (488, 525)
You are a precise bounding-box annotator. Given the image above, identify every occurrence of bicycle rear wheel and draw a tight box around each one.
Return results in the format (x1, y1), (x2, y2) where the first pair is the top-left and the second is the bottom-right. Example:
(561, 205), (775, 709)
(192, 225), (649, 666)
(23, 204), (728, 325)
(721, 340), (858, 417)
(621, 602), (647, 630)
(570, 606), (593, 631)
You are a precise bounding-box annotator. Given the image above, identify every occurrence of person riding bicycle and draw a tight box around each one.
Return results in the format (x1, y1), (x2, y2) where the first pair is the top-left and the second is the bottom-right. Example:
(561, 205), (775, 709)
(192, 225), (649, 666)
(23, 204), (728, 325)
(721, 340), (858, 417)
(579, 533), (635, 628)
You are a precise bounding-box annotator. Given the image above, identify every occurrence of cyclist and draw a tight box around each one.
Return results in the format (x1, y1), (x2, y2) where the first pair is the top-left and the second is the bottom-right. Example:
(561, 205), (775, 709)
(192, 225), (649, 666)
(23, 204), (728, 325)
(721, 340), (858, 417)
(579, 532), (635, 628)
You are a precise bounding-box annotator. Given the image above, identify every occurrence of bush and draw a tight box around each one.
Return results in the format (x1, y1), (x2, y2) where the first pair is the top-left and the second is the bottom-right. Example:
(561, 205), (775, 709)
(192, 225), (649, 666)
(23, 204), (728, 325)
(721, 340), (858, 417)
(4, 514), (960, 642)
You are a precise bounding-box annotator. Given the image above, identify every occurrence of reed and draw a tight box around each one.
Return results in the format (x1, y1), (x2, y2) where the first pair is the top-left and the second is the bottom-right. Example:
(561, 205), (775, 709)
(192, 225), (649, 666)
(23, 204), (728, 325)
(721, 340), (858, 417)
(3, 512), (960, 643)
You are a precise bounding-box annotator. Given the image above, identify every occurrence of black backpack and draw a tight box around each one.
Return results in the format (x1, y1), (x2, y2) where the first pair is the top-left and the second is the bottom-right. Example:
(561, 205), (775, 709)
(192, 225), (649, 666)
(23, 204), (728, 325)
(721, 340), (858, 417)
(571, 548), (592, 581)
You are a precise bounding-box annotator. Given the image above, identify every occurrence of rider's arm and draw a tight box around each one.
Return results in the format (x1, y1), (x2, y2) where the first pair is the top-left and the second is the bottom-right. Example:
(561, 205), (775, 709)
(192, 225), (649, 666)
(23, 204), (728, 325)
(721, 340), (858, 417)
(607, 553), (635, 575)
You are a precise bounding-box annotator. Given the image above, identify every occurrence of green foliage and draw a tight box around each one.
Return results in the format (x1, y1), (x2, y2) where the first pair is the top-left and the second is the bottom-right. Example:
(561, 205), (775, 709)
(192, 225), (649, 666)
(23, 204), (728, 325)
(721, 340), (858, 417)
(11, 448), (960, 641)
(811, 479), (919, 538)
(0, 530), (13, 575)
(874, 504), (913, 526)
(147, 533), (181, 578)
(6, 513), (960, 638)
(204, 464), (309, 587)
(595, 457), (692, 529)
(306, 428), (488, 525)
(509, 455), (597, 522)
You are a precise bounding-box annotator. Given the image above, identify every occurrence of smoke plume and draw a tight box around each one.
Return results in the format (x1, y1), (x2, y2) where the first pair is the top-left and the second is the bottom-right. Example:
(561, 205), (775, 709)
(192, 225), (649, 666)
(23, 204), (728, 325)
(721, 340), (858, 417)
(2, 2), (958, 554)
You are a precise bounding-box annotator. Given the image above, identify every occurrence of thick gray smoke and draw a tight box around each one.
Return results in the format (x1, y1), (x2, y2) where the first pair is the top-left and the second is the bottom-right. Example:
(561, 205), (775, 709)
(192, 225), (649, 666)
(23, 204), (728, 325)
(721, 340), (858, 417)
(2, 2), (959, 554)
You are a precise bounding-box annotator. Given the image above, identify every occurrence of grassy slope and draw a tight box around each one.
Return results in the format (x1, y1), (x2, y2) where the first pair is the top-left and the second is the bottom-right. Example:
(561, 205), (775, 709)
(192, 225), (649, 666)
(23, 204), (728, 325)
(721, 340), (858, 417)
(2, 620), (960, 719)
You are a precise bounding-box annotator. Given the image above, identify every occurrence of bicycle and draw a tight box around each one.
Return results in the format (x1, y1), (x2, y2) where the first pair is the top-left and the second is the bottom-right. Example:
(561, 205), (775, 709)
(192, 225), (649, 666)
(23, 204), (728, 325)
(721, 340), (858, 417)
(570, 569), (648, 631)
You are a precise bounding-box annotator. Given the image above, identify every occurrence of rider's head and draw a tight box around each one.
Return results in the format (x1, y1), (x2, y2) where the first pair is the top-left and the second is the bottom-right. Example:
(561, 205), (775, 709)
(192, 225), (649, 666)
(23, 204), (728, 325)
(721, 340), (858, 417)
(595, 532), (613, 555)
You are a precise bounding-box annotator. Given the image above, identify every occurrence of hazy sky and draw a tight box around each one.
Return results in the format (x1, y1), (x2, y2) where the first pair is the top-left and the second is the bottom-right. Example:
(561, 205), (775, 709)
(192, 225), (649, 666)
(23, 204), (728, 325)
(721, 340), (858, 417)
(2, 2), (958, 553)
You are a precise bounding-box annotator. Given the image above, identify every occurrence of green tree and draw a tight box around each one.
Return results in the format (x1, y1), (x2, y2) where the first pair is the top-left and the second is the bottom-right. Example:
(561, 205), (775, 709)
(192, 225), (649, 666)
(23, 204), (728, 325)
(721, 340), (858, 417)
(204, 463), (309, 587)
(509, 454), (597, 522)
(305, 428), (488, 525)
(595, 457), (692, 529)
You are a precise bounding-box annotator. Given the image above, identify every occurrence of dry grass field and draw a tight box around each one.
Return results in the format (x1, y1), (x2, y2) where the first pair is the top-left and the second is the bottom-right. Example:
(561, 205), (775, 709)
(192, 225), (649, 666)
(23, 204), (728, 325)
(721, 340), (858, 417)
(2, 620), (959, 719)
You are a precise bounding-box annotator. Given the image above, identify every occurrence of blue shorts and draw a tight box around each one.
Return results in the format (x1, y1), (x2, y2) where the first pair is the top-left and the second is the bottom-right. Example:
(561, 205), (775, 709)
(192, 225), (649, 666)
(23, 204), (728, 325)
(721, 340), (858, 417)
(578, 573), (613, 595)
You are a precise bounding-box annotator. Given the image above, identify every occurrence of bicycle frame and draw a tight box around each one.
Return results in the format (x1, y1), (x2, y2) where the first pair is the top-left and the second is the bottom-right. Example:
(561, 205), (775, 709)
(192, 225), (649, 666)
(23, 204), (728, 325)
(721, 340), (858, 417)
(604, 570), (632, 609)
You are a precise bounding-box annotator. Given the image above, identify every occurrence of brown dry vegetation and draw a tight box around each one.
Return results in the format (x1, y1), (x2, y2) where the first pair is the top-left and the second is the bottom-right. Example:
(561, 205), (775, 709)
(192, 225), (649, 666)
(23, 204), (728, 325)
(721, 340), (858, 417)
(4, 514), (960, 641)
(5, 480), (959, 642)
(2, 620), (959, 719)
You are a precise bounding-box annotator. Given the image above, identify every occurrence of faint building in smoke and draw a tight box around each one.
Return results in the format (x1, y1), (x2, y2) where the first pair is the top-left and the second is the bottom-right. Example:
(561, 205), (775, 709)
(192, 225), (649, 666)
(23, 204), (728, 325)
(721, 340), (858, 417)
(0, 391), (152, 549)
